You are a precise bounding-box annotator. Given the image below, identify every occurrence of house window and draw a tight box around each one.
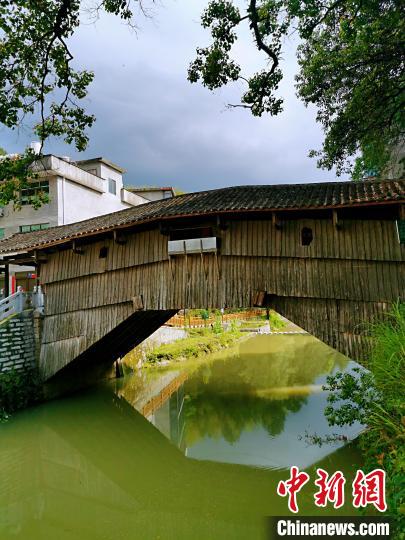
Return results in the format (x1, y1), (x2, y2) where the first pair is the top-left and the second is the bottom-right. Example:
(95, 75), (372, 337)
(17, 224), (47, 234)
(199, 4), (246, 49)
(108, 178), (117, 195)
(20, 180), (49, 205)
(163, 190), (172, 199)
(20, 223), (50, 233)
(0, 228), (4, 239)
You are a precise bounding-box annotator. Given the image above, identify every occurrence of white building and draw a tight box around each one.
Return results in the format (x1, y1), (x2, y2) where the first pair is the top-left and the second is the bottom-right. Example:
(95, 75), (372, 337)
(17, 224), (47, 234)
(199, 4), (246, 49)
(0, 152), (173, 294)
(127, 186), (175, 201)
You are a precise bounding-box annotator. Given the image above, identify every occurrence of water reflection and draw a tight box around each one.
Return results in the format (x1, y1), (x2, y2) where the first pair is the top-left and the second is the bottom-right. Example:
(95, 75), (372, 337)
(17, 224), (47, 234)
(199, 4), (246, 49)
(118, 334), (363, 469)
(0, 333), (364, 540)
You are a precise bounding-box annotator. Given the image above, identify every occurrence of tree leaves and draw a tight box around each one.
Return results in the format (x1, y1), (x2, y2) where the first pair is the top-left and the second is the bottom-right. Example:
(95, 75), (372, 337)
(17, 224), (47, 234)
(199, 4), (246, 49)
(190, 0), (405, 178)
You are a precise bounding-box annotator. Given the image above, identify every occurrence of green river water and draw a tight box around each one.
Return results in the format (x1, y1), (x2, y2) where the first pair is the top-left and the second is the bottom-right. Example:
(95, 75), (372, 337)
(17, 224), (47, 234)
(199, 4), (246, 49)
(0, 334), (364, 540)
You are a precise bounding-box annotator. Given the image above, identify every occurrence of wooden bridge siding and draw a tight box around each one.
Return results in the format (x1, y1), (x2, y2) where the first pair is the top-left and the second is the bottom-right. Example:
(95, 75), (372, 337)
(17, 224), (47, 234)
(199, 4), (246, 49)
(41, 256), (403, 316)
(39, 218), (403, 287)
(40, 302), (135, 378)
(39, 256), (400, 367)
(40, 230), (167, 285)
(38, 216), (404, 379)
(270, 297), (388, 362)
(223, 218), (403, 260)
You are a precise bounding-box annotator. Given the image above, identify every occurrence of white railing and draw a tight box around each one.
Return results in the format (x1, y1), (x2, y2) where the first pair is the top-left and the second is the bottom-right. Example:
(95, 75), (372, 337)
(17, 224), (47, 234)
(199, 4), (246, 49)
(0, 287), (44, 322)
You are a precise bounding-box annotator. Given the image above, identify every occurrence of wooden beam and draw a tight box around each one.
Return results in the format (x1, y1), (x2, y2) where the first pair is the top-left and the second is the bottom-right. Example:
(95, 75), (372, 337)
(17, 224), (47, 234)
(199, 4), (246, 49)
(332, 210), (342, 230)
(272, 213), (282, 230)
(4, 264), (9, 297)
(400, 204), (405, 220)
(34, 250), (48, 263)
(253, 291), (267, 307)
(132, 295), (144, 310)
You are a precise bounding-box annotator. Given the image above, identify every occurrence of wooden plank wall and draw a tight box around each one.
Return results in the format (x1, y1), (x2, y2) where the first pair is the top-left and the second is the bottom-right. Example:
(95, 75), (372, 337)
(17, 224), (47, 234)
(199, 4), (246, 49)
(38, 217), (404, 380)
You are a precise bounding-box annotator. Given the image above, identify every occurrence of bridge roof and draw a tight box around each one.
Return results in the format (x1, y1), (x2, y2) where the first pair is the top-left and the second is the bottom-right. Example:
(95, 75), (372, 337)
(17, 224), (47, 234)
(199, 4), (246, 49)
(1, 179), (403, 255)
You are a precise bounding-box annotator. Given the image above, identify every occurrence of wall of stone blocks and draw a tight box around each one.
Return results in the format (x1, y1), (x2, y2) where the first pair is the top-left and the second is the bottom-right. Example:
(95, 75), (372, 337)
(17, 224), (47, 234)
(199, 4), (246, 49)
(0, 311), (36, 374)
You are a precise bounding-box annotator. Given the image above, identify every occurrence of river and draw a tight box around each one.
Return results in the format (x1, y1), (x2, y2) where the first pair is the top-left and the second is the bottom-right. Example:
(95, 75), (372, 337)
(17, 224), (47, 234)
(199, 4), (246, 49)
(0, 333), (364, 539)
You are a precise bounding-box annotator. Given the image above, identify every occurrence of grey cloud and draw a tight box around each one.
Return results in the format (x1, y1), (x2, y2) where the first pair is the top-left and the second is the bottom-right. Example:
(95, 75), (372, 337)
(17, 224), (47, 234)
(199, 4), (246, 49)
(0, 1), (347, 192)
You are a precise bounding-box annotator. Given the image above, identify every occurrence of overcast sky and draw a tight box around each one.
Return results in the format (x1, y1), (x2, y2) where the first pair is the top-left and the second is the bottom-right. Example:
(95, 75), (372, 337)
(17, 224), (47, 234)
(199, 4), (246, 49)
(1, 1), (348, 191)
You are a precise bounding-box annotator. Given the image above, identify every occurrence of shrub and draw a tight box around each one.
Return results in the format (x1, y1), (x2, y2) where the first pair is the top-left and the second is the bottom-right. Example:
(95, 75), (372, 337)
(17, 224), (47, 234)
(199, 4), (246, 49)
(269, 310), (286, 331)
(0, 368), (42, 422)
(323, 303), (404, 535)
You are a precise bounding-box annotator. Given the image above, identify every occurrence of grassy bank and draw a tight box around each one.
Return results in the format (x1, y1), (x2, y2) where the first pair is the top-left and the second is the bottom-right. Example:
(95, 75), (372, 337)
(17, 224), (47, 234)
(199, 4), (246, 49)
(145, 326), (243, 365)
(123, 311), (287, 371)
(324, 303), (404, 535)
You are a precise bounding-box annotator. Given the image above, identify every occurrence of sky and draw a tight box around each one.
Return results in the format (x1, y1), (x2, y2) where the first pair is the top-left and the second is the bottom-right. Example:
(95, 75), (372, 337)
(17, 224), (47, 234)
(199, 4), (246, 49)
(0, 1), (348, 192)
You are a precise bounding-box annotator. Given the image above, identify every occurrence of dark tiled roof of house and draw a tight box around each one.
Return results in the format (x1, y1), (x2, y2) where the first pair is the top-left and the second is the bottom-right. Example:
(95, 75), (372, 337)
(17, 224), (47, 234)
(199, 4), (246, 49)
(1, 179), (403, 254)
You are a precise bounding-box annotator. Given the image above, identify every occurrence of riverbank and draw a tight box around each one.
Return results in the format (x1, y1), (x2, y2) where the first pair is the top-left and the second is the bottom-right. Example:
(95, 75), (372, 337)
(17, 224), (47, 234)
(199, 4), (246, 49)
(123, 325), (246, 369)
(122, 309), (288, 371)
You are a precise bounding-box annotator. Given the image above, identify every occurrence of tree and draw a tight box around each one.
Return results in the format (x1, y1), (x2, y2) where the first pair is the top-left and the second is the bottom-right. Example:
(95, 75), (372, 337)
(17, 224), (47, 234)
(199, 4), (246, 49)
(188, 0), (404, 178)
(0, 1), (403, 208)
(0, 0), (147, 206)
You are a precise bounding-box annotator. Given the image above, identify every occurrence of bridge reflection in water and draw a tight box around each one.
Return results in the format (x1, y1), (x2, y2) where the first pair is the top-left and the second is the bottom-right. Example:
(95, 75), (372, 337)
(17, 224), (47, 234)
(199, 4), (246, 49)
(117, 333), (363, 470)
(0, 335), (365, 540)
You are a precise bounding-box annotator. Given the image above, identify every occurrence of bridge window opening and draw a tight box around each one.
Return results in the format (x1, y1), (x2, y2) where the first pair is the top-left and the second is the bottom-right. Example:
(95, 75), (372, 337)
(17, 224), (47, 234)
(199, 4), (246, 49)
(99, 247), (108, 258)
(301, 227), (313, 246)
(168, 226), (218, 255)
(169, 226), (214, 241)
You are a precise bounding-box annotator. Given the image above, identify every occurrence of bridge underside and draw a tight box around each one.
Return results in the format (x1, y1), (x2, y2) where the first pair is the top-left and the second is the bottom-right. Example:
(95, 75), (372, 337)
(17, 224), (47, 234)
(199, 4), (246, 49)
(45, 309), (177, 397)
(269, 297), (384, 362)
(44, 294), (387, 397)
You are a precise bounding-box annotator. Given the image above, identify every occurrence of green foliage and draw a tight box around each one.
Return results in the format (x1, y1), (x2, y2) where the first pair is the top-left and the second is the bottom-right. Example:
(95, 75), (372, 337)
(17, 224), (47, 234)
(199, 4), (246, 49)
(269, 310), (285, 331)
(0, 150), (49, 208)
(0, 0), (402, 186)
(212, 318), (223, 334)
(0, 1), (142, 207)
(190, 0), (404, 178)
(323, 303), (405, 534)
(0, 368), (42, 422)
(0, 0), (143, 151)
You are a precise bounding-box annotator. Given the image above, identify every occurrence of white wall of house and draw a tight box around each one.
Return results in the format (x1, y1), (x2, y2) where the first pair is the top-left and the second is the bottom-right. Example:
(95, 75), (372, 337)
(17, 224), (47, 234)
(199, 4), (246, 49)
(0, 175), (59, 239)
(0, 156), (149, 235)
(128, 188), (174, 201)
(0, 154), (149, 294)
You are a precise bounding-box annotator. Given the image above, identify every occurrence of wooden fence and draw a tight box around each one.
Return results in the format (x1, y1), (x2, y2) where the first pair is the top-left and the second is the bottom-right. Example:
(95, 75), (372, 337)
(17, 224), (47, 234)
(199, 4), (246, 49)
(165, 309), (265, 328)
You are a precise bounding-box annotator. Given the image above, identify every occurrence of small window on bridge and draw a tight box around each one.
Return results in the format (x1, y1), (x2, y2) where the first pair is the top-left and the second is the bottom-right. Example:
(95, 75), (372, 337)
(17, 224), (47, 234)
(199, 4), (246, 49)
(169, 227), (213, 241)
(99, 247), (108, 258)
(301, 227), (313, 246)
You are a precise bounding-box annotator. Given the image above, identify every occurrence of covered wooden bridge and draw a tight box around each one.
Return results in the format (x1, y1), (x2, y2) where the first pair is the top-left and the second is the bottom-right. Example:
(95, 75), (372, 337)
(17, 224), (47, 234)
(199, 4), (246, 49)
(0, 179), (404, 393)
